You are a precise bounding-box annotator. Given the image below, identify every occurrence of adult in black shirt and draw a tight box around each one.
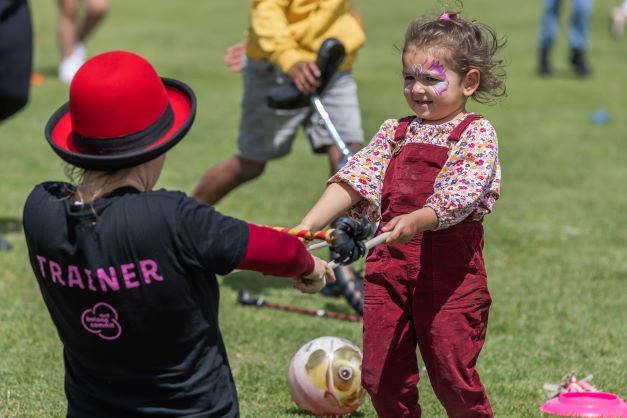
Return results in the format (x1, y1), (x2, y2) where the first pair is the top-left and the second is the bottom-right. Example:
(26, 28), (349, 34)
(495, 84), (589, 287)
(23, 50), (332, 417)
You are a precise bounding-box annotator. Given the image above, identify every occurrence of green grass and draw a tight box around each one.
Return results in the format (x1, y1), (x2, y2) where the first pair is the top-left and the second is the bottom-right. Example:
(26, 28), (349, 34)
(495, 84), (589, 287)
(1, 0), (626, 417)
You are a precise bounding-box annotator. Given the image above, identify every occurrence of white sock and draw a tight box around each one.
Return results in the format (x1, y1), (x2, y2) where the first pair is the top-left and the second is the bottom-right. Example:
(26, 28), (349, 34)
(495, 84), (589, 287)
(73, 42), (86, 60)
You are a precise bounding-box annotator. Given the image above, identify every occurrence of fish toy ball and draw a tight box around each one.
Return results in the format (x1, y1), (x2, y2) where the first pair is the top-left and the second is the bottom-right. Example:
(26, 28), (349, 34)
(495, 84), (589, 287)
(288, 336), (366, 416)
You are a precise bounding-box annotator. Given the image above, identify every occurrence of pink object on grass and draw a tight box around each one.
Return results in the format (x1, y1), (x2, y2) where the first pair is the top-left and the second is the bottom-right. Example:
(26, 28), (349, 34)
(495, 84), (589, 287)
(540, 392), (627, 417)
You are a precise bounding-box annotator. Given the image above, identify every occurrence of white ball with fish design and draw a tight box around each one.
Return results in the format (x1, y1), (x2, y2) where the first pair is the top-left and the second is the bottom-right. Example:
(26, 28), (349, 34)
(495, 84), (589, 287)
(288, 336), (366, 416)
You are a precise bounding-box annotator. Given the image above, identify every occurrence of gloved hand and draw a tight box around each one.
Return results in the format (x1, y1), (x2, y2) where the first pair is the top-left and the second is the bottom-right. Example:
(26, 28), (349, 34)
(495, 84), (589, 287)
(329, 217), (371, 265)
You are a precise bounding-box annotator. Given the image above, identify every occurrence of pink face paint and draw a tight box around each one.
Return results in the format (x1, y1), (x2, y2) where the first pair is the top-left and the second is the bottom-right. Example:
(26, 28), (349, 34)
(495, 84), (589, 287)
(413, 59), (449, 96)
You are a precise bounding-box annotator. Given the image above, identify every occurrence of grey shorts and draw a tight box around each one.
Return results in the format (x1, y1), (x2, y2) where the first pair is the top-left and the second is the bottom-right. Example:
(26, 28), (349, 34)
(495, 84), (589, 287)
(236, 59), (364, 162)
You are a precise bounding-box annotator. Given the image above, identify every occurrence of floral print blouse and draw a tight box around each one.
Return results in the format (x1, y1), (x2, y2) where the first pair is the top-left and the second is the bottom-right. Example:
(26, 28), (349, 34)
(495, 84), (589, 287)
(329, 114), (501, 230)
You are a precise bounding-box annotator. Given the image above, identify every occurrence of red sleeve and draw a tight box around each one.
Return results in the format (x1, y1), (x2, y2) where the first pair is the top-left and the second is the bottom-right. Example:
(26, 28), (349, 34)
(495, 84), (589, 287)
(237, 224), (315, 277)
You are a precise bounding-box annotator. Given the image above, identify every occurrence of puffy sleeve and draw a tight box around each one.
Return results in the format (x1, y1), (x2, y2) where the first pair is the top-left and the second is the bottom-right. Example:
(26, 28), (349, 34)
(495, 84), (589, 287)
(250, 0), (302, 72)
(329, 119), (398, 223)
(425, 118), (501, 230)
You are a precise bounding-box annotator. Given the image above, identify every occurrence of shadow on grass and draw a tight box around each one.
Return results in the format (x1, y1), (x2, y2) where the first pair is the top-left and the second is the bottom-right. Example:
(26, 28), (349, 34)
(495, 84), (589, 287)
(0, 217), (21, 250)
(320, 300), (358, 315)
(0, 217), (21, 234)
(221, 271), (360, 317)
(34, 65), (59, 79)
(285, 406), (365, 417)
(221, 271), (293, 294)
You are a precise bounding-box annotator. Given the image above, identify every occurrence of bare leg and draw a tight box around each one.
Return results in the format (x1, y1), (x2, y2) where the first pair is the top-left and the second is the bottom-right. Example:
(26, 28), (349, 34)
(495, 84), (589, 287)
(57, 0), (79, 59)
(193, 156), (266, 205)
(77, 0), (109, 43)
(611, 1), (627, 38)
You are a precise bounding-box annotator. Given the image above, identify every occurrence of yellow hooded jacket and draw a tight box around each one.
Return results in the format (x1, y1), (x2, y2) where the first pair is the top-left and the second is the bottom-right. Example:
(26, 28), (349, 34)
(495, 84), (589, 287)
(246, 0), (366, 73)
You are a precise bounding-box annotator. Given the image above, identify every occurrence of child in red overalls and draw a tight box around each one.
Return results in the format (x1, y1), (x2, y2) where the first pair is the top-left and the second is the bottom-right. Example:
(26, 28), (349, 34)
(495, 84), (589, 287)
(297, 11), (506, 418)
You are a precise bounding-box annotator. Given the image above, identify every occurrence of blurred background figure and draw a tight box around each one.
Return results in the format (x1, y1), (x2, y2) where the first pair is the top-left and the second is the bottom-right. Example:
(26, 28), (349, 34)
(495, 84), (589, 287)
(538, 0), (594, 76)
(57, 0), (109, 83)
(193, 0), (366, 205)
(0, 0), (32, 251)
(610, 0), (627, 38)
(194, 1), (367, 300)
(0, 0), (31, 120)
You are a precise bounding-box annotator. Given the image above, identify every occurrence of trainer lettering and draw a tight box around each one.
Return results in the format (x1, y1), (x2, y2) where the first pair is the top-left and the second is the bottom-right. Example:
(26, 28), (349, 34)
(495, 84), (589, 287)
(35, 255), (164, 292)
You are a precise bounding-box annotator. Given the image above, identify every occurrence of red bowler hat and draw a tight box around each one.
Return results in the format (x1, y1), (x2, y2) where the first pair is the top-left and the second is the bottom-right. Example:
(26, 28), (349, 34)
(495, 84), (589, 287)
(45, 51), (196, 171)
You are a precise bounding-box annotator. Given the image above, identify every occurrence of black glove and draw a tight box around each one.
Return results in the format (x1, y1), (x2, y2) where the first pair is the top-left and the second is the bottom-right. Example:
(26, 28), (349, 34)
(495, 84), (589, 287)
(329, 217), (370, 265)
(332, 217), (369, 240)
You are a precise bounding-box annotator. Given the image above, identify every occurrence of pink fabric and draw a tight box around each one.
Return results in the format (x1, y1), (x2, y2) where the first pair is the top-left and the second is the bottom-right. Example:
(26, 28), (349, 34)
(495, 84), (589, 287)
(238, 224), (314, 277)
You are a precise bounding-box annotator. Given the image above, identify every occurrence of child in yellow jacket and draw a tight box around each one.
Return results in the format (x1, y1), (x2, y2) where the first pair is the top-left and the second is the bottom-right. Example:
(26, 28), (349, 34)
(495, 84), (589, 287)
(194, 0), (366, 204)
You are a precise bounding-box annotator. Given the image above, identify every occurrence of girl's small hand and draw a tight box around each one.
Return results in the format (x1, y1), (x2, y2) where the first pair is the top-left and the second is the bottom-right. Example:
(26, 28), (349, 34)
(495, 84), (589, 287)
(381, 213), (419, 244)
(293, 256), (336, 294)
(381, 207), (438, 244)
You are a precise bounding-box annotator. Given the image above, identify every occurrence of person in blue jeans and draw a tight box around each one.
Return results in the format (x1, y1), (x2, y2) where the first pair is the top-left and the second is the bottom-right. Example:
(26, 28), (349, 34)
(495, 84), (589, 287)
(538, 0), (594, 76)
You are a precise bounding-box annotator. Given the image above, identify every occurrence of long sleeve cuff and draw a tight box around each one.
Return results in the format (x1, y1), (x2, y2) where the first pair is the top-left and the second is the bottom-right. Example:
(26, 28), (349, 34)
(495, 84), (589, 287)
(238, 224), (314, 277)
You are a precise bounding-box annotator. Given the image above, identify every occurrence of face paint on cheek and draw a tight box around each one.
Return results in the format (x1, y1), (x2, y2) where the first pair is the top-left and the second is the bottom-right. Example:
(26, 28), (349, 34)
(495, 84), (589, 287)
(432, 79), (449, 96)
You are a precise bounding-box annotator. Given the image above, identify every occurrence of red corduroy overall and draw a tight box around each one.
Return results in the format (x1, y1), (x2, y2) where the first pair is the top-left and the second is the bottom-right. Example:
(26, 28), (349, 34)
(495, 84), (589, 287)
(361, 115), (494, 418)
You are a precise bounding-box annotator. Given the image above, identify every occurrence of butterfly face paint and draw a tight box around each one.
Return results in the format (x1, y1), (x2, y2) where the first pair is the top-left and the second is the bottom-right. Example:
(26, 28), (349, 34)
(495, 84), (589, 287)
(402, 49), (470, 124)
(413, 59), (449, 96)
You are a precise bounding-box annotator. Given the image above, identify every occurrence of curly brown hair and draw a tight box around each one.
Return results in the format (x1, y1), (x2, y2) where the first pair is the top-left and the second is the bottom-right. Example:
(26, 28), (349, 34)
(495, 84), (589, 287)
(403, 12), (507, 104)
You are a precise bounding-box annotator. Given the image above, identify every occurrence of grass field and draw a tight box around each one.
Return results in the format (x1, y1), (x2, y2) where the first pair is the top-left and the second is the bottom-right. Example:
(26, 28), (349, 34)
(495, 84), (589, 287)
(1, 0), (626, 417)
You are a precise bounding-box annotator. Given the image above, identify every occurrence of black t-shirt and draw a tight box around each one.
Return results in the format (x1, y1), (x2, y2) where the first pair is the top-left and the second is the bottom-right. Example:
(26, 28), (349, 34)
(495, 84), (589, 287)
(22, 182), (249, 417)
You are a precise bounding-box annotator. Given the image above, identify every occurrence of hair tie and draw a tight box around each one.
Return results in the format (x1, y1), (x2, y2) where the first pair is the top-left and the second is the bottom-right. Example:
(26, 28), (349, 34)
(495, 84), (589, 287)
(439, 12), (450, 20)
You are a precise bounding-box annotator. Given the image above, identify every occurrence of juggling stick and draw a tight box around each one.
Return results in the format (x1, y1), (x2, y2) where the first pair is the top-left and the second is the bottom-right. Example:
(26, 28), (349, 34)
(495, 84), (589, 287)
(269, 226), (335, 243)
(267, 39), (353, 169)
(268, 226), (356, 264)
(307, 241), (328, 251)
(237, 289), (362, 323)
(327, 232), (390, 269)
(325, 232), (390, 315)
(299, 232), (391, 313)
(267, 226), (360, 266)
(307, 232), (390, 253)
(269, 217), (378, 267)
(307, 230), (390, 252)
(251, 222), (390, 316)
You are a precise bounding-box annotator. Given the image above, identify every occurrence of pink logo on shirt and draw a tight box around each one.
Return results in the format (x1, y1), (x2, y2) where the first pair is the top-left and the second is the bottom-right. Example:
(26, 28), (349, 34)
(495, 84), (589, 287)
(81, 302), (122, 340)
